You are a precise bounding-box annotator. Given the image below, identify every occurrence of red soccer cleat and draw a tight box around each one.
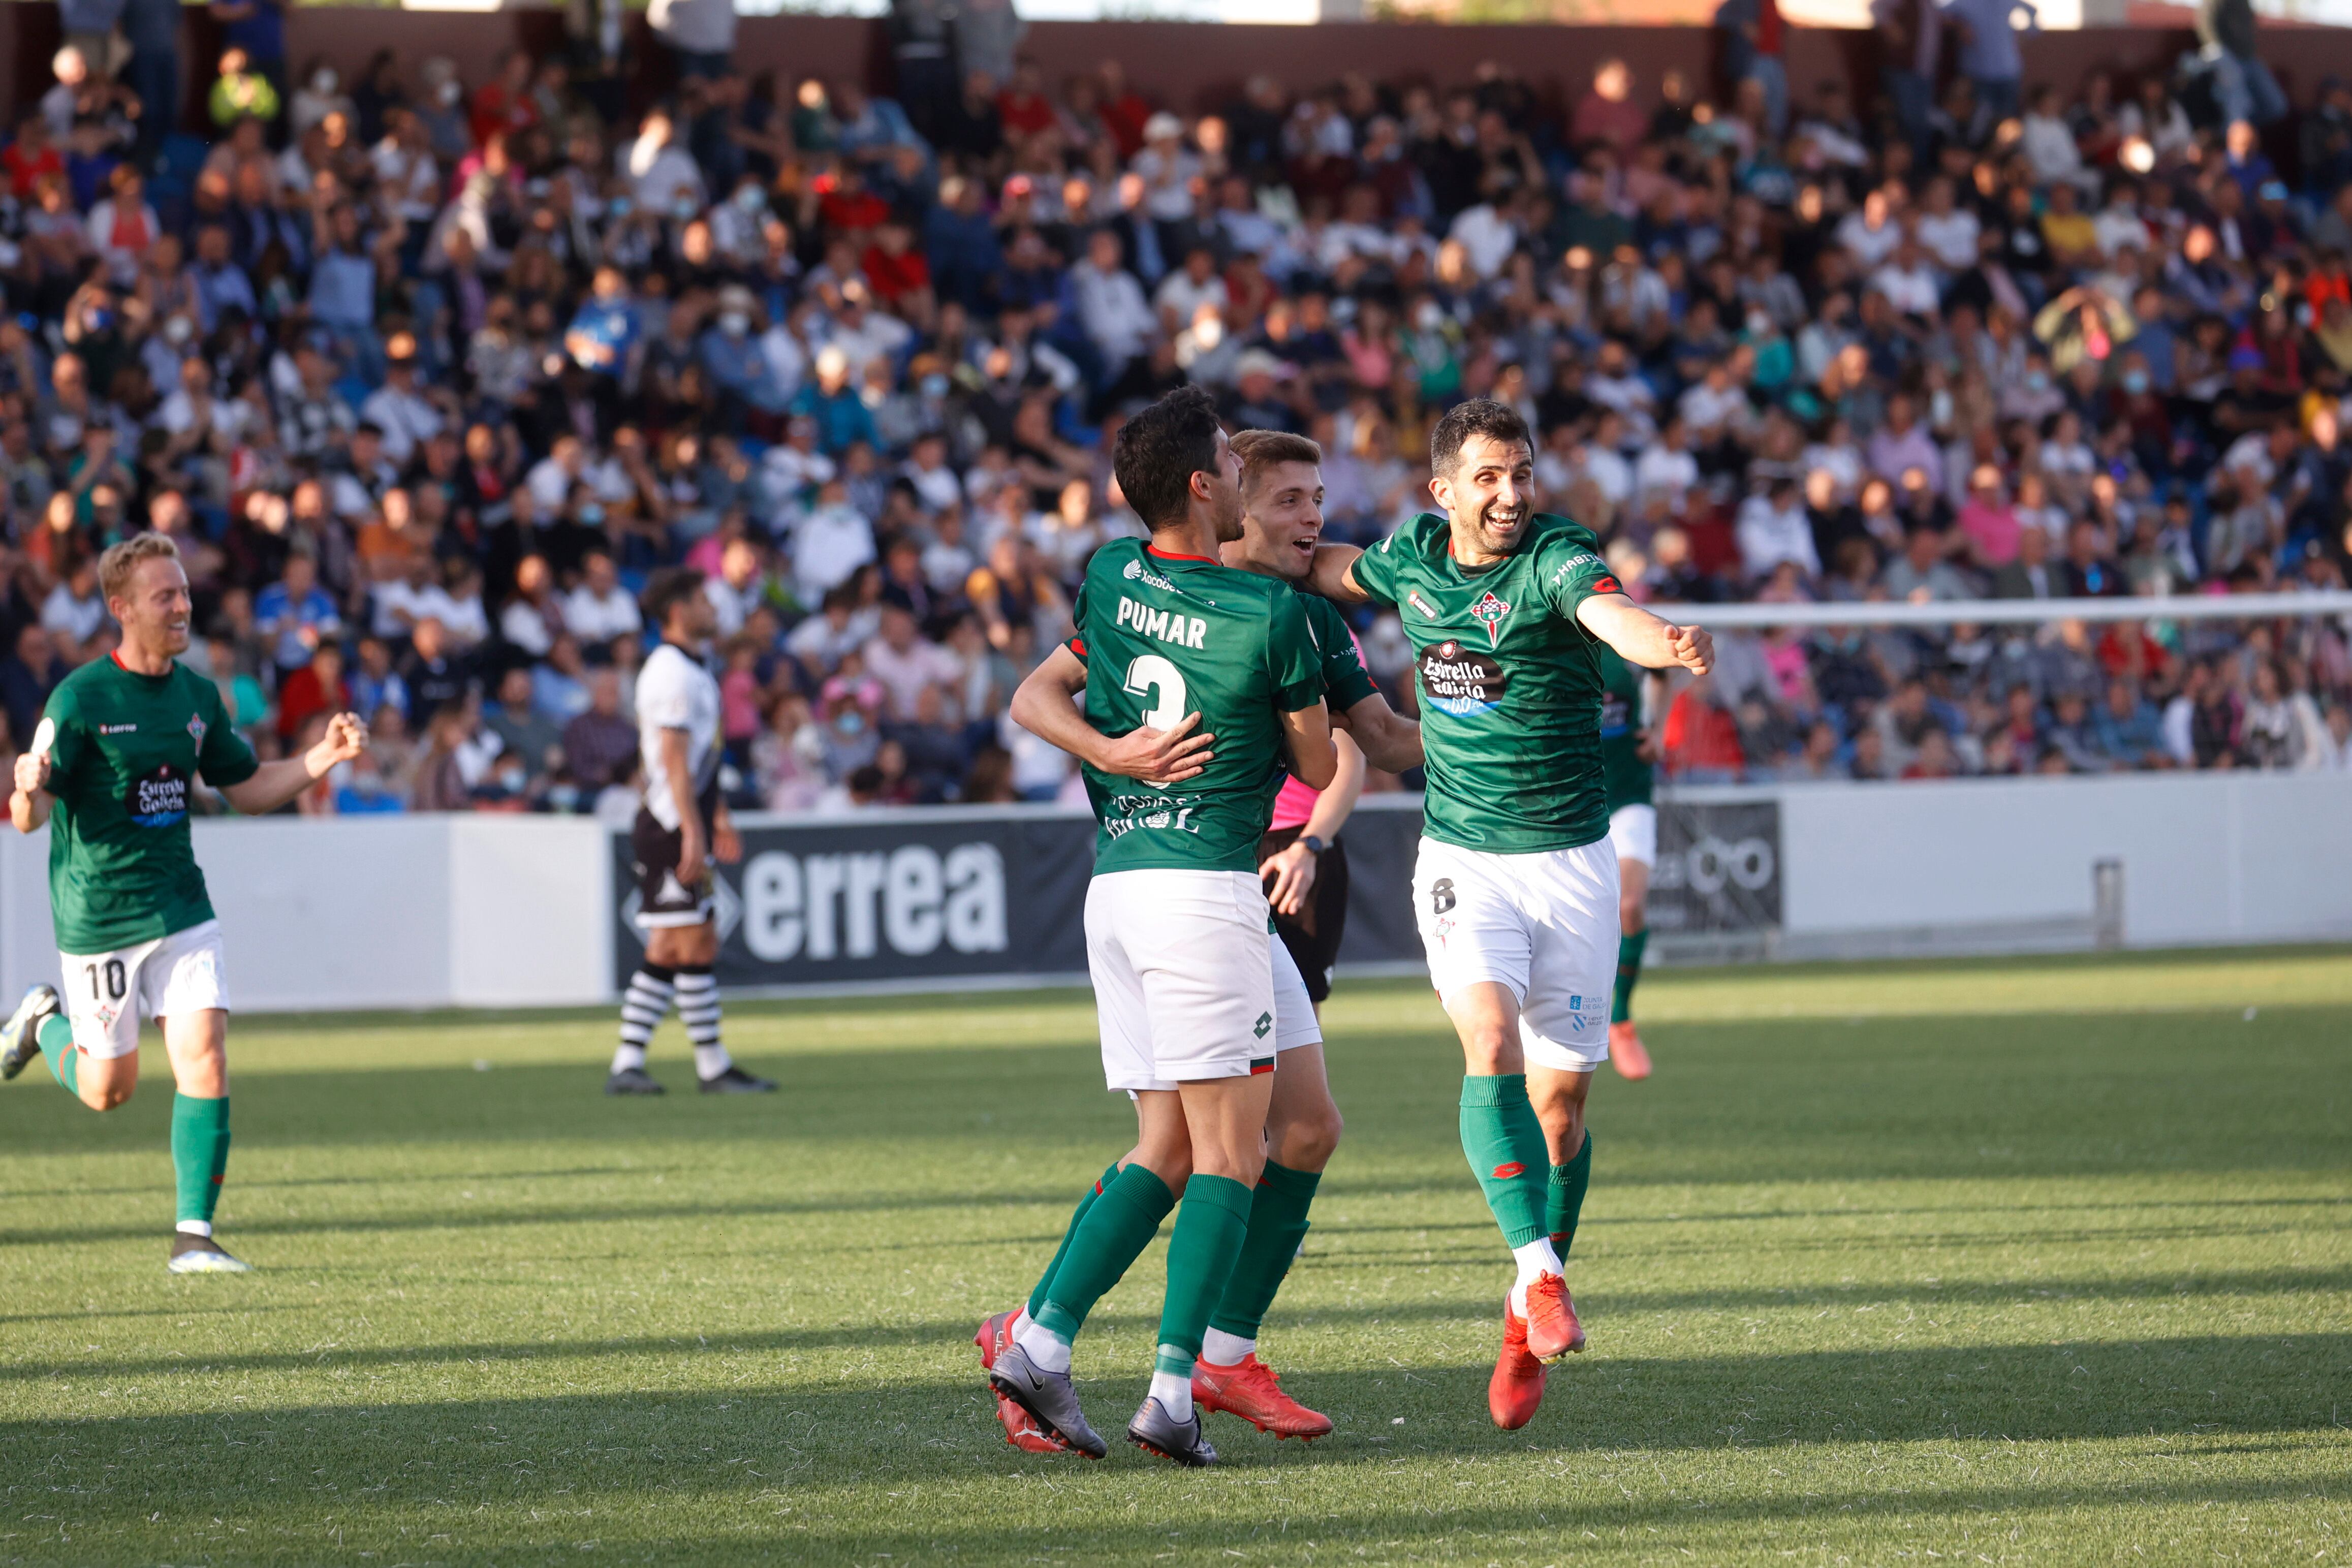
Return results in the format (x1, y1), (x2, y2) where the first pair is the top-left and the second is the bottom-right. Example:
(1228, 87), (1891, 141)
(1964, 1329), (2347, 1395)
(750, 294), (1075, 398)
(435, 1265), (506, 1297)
(975, 1309), (1075, 1455)
(1488, 1300), (1548, 1429)
(1522, 1273), (1587, 1362)
(1193, 1353), (1334, 1441)
(1610, 1021), (1653, 1080)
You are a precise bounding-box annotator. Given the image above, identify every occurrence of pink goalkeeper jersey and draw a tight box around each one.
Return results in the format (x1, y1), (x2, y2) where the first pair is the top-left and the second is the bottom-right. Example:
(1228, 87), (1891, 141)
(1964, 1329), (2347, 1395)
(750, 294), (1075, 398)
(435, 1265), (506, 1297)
(1269, 624), (1367, 831)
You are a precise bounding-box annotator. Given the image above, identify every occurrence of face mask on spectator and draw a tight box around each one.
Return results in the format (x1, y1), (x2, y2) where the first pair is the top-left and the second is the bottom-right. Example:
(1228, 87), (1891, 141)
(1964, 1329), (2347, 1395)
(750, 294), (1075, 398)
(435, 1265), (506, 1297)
(673, 195), (700, 222)
(921, 373), (949, 398)
(1415, 301), (1444, 331)
(438, 80), (462, 107)
(735, 187), (765, 213)
(164, 316), (194, 346)
(2122, 370), (2150, 395)
(313, 69), (338, 94)
(835, 710), (866, 736)
(720, 311), (749, 338)
(580, 502), (606, 525)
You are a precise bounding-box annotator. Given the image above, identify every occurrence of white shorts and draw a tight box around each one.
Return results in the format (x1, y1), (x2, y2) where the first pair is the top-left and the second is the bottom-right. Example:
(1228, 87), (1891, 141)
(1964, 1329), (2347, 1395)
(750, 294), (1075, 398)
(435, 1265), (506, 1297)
(57, 919), (230, 1061)
(1608, 803), (1657, 868)
(1086, 869), (1283, 1093)
(1412, 837), (1618, 1073)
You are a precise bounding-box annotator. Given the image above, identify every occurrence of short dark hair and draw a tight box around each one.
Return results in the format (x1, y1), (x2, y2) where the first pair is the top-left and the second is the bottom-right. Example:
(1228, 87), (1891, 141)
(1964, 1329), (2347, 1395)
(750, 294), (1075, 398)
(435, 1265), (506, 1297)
(1430, 398), (1533, 481)
(641, 566), (706, 631)
(1112, 385), (1225, 530)
(1230, 428), (1323, 494)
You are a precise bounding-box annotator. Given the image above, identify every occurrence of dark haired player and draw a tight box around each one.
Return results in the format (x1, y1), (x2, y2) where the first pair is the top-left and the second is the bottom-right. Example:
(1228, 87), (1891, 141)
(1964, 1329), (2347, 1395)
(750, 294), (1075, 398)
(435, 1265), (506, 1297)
(1307, 398), (1712, 1429)
(978, 386), (1336, 1466)
(607, 567), (774, 1096)
(1, 534), (370, 1273)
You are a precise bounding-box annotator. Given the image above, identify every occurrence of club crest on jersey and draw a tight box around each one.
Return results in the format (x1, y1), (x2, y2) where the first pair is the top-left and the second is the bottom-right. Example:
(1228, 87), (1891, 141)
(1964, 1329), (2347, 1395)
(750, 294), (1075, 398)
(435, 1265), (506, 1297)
(186, 714), (207, 746)
(1469, 590), (1512, 647)
(1407, 590), (1440, 619)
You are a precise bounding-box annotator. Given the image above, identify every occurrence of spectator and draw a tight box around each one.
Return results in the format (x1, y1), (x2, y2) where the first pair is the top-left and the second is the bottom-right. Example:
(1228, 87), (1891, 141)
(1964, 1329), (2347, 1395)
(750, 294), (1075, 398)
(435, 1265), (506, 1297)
(1946, 0), (2033, 136)
(254, 550), (340, 675)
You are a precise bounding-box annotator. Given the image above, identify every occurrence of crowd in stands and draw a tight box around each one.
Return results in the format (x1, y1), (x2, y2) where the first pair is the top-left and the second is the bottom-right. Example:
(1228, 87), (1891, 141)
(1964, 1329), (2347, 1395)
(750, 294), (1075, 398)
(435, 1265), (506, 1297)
(3, 0), (2352, 820)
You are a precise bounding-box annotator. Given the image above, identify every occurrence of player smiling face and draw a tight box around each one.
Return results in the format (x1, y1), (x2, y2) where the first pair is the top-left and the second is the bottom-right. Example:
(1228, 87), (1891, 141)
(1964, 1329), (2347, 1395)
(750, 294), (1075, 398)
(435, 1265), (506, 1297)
(1239, 459), (1324, 583)
(1432, 432), (1539, 567)
(110, 552), (195, 662)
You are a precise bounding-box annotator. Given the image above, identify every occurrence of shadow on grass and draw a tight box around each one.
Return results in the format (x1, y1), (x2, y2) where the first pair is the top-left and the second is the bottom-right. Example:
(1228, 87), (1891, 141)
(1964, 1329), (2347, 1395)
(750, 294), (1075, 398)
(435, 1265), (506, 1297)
(5, 1334), (2343, 1508)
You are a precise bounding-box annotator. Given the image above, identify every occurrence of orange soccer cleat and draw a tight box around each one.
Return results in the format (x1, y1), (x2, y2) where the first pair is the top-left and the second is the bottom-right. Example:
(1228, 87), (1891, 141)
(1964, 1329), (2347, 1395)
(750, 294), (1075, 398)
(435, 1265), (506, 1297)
(1521, 1273), (1587, 1361)
(1488, 1300), (1548, 1429)
(975, 1309), (1075, 1455)
(1193, 1353), (1334, 1440)
(1610, 1020), (1653, 1080)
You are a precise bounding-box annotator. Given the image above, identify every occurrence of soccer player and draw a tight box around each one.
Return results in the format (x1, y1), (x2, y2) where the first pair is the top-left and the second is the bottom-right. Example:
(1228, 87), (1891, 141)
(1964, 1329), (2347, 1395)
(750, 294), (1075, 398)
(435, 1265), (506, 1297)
(0, 535), (371, 1274)
(607, 567), (775, 1096)
(981, 386), (1336, 1467)
(1176, 426), (1426, 1442)
(1306, 398), (1712, 1430)
(1597, 644), (1667, 1080)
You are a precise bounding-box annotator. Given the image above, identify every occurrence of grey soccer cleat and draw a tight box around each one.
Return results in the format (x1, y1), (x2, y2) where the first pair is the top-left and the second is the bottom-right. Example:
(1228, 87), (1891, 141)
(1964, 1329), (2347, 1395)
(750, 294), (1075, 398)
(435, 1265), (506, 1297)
(0, 984), (59, 1081)
(605, 1067), (666, 1095)
(698, 1065), (777, 1093)
(167, 1233), (254, 1274)
(987, 1341), (1109, 1458)
(1127, 1396), (1217, 1467)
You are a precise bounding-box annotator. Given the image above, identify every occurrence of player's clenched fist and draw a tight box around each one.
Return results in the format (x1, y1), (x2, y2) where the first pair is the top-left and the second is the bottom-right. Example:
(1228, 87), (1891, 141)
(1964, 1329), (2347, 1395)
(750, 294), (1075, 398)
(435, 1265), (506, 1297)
(308, 712), (371, 774)
(12, 749), (49, 797)
(1663, 624), (1713, 674)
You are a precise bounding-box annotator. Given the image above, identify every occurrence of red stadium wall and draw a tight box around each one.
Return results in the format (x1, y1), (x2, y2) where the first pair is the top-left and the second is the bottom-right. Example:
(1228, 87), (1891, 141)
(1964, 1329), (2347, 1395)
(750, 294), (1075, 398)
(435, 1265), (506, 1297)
(11, 3), (2352, 136)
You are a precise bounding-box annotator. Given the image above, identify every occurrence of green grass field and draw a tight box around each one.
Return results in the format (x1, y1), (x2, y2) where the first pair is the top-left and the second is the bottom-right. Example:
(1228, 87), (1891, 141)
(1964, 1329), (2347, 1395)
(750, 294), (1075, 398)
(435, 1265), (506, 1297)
(3, 948), (2347, 1566)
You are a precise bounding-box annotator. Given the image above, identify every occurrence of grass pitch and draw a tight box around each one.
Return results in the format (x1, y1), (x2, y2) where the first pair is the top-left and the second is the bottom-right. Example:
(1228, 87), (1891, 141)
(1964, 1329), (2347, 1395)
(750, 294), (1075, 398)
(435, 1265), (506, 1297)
(2, 948), (2347, 1566)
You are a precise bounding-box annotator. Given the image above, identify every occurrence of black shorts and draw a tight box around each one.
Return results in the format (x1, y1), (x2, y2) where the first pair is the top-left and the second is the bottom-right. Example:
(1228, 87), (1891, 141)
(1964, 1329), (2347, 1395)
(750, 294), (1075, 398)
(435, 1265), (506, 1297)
(633, 803), (715, 930)
(1260, 826), (1349, 1006)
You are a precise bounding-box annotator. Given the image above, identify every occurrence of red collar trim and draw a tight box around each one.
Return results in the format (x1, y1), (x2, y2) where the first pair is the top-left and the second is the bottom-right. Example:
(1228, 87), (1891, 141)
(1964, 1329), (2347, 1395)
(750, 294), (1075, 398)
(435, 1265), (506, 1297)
(1146, 546), (1217, 563)
(111, 650), (172, 677)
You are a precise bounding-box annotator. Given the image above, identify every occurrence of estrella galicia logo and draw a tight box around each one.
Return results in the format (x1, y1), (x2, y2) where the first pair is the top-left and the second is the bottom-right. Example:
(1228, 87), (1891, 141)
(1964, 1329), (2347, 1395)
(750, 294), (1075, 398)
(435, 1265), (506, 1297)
(1415, 640), (1509, 718)
(127, 764), (190, 827)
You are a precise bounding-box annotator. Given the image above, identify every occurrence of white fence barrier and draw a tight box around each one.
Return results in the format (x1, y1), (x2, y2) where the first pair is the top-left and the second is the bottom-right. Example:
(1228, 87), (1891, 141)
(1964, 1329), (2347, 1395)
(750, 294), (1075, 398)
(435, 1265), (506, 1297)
(0, 770), (2340, 1014)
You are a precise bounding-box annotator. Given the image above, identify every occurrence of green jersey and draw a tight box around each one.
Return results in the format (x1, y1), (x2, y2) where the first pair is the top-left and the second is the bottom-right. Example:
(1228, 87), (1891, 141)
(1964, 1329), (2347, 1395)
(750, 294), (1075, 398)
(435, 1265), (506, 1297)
(1596, 642), (1655, 810)
(1069, 538), (1323, 875)
(1297, 588), (1378, 713)
(1352, 511), (1620, 853)
(37, 655), (259, 952)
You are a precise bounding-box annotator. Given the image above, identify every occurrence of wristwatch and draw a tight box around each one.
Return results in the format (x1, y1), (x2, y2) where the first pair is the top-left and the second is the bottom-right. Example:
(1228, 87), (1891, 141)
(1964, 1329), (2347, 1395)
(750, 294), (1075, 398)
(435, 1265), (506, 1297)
(1298, 834), (1328, 855)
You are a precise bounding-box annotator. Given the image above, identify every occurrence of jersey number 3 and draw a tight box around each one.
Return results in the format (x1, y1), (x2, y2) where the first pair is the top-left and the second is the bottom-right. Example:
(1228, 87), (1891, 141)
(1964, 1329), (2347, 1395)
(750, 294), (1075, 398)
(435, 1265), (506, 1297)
(1123, 654), (1188, 731)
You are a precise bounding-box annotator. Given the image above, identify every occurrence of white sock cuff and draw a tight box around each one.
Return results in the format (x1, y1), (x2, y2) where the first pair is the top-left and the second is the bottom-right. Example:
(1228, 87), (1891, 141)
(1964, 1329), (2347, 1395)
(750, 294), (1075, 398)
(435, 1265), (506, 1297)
(1199, 1328), (1256, 1366)
(176, 1221), (213, 1238)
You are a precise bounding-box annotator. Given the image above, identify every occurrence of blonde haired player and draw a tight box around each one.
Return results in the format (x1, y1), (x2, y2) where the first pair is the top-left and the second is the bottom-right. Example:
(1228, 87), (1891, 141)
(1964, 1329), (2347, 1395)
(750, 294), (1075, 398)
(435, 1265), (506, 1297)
(1, 535), (369, 1273)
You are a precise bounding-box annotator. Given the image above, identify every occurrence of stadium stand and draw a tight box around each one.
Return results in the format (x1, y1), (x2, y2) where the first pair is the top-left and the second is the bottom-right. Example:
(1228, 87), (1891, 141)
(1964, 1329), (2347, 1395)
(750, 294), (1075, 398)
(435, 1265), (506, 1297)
(2, 9), (2350, 821)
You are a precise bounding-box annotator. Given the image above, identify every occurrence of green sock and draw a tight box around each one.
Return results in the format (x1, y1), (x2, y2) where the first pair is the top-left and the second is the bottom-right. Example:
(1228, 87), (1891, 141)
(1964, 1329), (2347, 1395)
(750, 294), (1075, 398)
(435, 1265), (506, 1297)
(171, 1093), (231, 1229)
(1028, 1163), (1121, 1320)
(1206, 1160), (1321, 1343)
(37, 1015), (78, 1097)
(1153, 1173), (1253, 1376)
(1547, 1131), (1592, 1256)
(1612, 929), (1648, 1024)
(1460, 1075), (1550, 1248)
(1035, 1162), (1176, 1344)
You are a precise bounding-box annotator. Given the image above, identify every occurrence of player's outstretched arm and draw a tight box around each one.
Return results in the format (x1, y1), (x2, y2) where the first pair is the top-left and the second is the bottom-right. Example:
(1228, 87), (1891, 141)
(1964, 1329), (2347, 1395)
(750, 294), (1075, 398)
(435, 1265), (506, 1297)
(1009, 644), (1215, 785)
(1337, 693), (1424, 774)
(10, 750), (53, 833)
(1306, 544), (1370, 606)
(1279, 701), (1338, 792)
(221, 712), (371, 816)
(1576, 594), (1713, 676)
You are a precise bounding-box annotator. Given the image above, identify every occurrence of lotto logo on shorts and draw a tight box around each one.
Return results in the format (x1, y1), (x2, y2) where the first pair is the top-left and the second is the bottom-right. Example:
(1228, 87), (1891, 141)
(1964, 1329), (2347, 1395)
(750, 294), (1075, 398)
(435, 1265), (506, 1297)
(1252, 1011), (1272, 1039)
